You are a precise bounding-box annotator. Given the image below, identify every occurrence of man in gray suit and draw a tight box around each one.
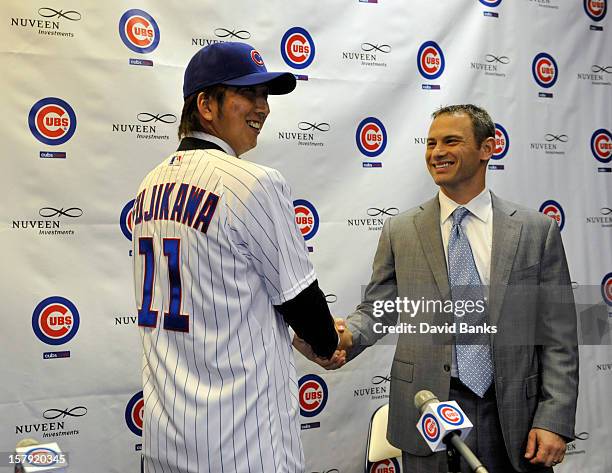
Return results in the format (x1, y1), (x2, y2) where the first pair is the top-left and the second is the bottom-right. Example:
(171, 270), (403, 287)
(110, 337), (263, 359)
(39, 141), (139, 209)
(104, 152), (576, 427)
(295, 104), (578, 472)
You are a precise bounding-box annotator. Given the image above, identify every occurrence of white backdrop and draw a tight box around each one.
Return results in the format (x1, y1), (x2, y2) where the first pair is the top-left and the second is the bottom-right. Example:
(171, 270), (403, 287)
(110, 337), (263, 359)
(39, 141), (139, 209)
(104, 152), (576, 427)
(1, 0), (611, 472)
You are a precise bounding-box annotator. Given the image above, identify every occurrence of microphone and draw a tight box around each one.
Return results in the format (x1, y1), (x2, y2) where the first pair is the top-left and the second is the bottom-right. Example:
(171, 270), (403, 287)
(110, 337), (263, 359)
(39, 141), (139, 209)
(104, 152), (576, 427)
(14, 439), (68, 473)
(415, 390), (489, 473)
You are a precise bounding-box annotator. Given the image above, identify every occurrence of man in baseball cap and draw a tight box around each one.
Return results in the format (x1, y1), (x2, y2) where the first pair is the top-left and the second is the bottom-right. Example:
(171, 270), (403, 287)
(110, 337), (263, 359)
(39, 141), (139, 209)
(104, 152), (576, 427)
(177, 42), (296, 156)
(133, 42), (346, 473)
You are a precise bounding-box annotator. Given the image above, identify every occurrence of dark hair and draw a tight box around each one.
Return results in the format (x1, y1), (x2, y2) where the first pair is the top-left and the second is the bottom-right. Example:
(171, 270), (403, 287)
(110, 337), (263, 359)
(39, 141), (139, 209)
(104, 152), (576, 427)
(431, 104), (495, 147)
(178, 85), (227, 139)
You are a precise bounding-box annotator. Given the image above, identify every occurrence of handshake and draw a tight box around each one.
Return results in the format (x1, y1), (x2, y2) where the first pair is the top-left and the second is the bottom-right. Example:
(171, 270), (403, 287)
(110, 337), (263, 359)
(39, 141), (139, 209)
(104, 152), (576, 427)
(292, 318), (353, 370)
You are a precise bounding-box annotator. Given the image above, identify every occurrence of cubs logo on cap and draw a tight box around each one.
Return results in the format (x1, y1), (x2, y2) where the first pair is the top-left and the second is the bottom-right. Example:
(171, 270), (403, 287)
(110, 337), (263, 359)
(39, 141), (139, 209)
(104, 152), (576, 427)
(356, 117), (388, 157)
(118, 9), (160, 54)
(539, 200), (565, 231)
(298, 374), (328, 417)
(281, 27), (315, 69)
(417, 41), (445, 80)
(532, 53), (558, 88)
(584, 0), (607, 21)
(125, 391), (144, 436)
(591, 129), (612, 163)
(293, 199), (320, 241)
(29, 97), (77, 146)
(32, 296), (80, 345)
(492, 123), (510, 160)
(250, 49), (265, 66)
(183, 42), (296, 98)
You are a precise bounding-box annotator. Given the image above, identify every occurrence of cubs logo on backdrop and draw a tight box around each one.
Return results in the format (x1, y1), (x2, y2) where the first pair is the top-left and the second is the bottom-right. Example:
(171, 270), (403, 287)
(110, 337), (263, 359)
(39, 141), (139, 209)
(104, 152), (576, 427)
(298, 374), (328, 417)
(601, 273), (612, 306)
(532, 53), (558, 88)
(32, 296), (80, 345)
(584, 0), (607, 21)
(293, 199), (319, 241)
(280, 27), (315, 69)
(479, 0), (502, 6)
(125, 391), (144, 436)
(118, 9), (160, 54)
(120, 199), (136, 241)
(591, 129), (612, 163)
(29, 98), (77, 146)
(539, 200), (565, 230)
(368, 458), (401, 473)
(417, 41), (445, 80)
(356, 117), (388, 157)
(492, 123), (510, 159)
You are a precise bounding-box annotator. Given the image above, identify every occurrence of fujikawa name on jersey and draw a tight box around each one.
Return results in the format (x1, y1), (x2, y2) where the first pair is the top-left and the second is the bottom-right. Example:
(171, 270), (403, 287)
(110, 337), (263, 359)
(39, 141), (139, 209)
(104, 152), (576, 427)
(133, 182), (219, 233)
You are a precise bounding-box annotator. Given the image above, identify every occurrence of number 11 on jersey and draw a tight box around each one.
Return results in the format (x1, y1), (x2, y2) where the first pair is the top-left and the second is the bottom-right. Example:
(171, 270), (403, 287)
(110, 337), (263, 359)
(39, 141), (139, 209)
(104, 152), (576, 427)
(137, 237), (189, 332)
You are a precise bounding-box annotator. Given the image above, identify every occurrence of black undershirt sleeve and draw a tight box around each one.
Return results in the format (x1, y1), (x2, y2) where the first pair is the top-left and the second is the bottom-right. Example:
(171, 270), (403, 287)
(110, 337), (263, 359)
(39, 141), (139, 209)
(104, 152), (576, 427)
(274, 279), (338, 359)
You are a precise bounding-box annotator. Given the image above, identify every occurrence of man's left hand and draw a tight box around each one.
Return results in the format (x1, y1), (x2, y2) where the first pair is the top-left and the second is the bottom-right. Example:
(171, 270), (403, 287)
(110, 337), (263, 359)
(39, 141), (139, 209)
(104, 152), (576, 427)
(524, 428), (566, 467)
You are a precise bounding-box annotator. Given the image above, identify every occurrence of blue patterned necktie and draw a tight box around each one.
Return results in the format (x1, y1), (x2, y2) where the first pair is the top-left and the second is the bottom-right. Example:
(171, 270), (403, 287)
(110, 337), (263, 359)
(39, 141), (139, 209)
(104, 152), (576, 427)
(448, 207), (493, 397)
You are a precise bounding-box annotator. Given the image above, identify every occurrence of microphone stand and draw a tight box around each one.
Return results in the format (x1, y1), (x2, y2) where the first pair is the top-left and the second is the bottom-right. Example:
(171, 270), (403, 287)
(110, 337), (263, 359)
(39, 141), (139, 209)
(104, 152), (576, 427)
(443, 431), (489, 473)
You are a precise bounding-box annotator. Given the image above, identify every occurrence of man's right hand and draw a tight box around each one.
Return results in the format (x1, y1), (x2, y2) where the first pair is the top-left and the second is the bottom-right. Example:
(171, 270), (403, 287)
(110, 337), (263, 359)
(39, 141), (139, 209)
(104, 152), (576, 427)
(334, 318), (353, 353)
(292, 318), (353, 370)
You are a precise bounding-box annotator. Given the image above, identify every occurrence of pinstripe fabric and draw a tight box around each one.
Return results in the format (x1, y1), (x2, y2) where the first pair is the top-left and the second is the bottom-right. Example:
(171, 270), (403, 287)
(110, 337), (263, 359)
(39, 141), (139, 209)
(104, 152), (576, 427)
(133, 147), (313, 473)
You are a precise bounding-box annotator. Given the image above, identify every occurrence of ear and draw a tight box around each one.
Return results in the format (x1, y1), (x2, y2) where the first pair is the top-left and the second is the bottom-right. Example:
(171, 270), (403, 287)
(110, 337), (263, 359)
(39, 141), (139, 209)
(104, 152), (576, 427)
(480, 136), (495, 161)
(196, 92), (214, 123)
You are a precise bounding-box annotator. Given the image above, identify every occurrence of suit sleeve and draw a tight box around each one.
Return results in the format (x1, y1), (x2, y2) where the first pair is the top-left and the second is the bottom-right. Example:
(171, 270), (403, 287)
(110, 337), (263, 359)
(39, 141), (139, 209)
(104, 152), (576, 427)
(346, 217), (399, 360)
(531, 218), (579, 440)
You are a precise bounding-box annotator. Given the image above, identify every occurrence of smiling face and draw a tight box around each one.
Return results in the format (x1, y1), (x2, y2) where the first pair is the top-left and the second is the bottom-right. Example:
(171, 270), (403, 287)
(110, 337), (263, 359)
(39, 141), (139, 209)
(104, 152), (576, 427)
(198, 85), (269, 156)
(425, 112), (494, 203)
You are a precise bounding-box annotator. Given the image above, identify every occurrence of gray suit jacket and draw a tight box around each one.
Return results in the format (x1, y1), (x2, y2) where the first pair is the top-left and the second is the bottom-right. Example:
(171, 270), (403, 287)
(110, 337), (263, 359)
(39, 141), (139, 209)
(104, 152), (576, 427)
(346, 193), (578, 472)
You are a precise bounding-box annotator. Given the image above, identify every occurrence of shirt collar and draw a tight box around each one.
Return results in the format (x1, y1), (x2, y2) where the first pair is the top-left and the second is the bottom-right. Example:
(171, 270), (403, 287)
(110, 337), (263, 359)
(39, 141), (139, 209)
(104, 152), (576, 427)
(439, 188), (492, 224)
(186, 131), (237, 157)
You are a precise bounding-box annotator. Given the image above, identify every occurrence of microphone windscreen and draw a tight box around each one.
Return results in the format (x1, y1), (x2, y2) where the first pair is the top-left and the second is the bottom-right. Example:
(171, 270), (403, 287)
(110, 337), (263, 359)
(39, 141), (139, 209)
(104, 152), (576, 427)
(414, 390), (439, 412)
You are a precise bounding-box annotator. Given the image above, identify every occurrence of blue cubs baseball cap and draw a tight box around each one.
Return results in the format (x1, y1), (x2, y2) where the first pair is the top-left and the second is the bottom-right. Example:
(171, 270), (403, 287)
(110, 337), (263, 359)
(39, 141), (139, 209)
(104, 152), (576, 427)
(183, 42), (297, 99)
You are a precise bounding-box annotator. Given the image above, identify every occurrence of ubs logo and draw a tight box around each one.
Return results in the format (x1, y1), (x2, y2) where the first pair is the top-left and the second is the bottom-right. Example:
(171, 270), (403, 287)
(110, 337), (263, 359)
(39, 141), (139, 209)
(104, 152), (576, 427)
(280, 27), (315, 69)
(417, 41), (445, 81)
(532, 52), (558, 89)
(118, 9), (160, 54)
(29, 97), (77, 146)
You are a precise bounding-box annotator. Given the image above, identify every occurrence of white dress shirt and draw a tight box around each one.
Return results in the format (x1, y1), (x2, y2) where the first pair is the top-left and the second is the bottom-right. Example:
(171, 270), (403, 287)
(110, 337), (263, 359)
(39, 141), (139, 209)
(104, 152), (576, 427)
(438, 188), (493, 377)
(187, 131), (237, 157)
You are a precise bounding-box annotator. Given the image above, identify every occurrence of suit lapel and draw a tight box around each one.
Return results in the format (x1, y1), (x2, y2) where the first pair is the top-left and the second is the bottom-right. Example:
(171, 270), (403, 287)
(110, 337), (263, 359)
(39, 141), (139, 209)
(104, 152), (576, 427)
(414, 197), (450, 299)
(489, 193), (522, 326)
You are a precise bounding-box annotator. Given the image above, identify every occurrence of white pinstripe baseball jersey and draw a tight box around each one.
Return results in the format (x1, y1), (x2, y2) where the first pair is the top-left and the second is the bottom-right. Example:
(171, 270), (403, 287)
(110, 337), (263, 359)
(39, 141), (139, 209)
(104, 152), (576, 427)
(133, 144), (314, 473)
